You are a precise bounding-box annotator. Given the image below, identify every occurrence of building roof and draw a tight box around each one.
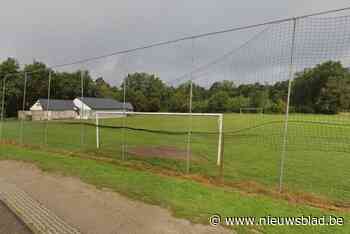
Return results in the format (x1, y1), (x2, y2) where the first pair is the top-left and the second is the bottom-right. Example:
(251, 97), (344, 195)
(37, 99), (76, 111)
(77, 97), (133, 110)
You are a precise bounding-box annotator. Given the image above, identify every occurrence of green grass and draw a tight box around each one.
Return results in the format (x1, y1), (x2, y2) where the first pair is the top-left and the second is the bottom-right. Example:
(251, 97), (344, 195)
(1, 113), (350, 203)
(0, 144), (349, 234)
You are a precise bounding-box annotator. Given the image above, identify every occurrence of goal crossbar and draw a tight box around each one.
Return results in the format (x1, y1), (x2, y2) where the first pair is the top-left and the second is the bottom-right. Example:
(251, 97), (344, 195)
(95, 111), (224, 166)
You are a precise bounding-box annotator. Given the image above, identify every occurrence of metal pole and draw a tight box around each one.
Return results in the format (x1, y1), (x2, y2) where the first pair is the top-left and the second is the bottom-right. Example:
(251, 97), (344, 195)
(219, 128), (225, 181)
(217, 114), (224, 165)
(279, 18), (297, 193)
(186, 39), (195, 174)
(44, 71), (51, 145)
(96, 113), (100, 149)
(80, 70), (85, 147)
(186, 81), (193, 172)
(0, 76), (7, 142)
(122, 75), (127, 160)
(20, 72), (27, 144)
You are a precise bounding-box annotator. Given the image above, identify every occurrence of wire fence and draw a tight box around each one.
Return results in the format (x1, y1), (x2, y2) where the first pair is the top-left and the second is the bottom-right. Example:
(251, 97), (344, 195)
(1, 8), (350, 205)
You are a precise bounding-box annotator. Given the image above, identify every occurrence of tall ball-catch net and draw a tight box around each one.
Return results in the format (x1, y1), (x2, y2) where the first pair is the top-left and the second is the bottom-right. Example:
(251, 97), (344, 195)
(1, 8), (350, 206)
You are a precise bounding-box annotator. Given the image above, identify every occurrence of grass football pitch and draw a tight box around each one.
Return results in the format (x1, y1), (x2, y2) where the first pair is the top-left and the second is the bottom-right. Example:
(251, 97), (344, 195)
(1, 113), (350, 203)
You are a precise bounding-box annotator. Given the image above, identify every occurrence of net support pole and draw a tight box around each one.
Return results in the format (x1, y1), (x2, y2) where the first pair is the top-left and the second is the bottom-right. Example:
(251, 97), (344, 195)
(219, 127), (225, 181)
(0, 75), (7, 142)
(80, 70), (85, 148)
(217, 114), (224, 166)
(44, 71), (51, 145)
(186, 80), (193, 174)
(96, 113), (100, 149)
(20, 72), (27, 145)
(186, 39), (195, 174)
(279, 18), (297, 193)
(122, 75), (127, 160)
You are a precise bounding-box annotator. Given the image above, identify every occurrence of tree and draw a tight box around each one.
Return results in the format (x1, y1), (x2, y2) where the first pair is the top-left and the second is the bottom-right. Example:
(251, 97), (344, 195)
(23, 61), (51, 109)
(208, 91), (230, 112)
(168, 90), (189, 112)
(192, 100), (209, 113)
(132, 91), (148, 111)
(292, 61), (350, 114)
(122, 72), (167, 112)
(209, 80), (237, 97)
(249, 89), (270, 108)
(0, 58), (21, 117)
(225, 96), (250, 113)
(319, 76), (350, 113)
(269, 99), (286, 114)
(95, 77), (120, 99)
(1, 57), (348, 116)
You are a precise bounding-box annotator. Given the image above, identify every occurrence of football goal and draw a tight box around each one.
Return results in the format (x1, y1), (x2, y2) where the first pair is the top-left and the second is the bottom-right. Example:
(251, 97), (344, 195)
(239, 107), (264, 114)
(95, 111), (224, 166)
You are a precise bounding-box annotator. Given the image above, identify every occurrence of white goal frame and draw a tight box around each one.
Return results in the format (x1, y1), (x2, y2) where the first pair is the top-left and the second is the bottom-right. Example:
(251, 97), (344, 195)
(95, 111), (224, 166)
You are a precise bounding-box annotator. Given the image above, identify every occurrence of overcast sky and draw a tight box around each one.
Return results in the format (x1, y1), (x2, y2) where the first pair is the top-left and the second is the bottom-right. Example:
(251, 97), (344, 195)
(1, 0), (350, 86)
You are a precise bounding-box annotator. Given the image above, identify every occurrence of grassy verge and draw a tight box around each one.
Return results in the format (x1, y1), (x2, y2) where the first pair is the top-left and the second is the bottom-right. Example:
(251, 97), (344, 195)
(0, 144), (349, 234)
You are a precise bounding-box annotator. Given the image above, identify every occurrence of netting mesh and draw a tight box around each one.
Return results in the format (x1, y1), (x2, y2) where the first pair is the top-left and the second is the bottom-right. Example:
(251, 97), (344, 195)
(1, 11), (350, 204)
(285, 16), (350, 202)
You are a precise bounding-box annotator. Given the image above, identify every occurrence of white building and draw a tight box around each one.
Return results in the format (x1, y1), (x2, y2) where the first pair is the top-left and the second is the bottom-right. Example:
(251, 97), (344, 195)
(20, 98), (133, 121)
(73, 97), (133, 119)
(22, 99), (77, 120)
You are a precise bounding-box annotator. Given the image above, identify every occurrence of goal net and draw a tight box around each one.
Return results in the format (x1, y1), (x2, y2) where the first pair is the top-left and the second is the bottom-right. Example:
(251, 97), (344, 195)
(95, 111), (223, 172)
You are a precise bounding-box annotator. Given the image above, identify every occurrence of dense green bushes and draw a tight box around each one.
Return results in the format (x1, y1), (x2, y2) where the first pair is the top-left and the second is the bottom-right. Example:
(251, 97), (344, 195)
(1, 58), (349, 116)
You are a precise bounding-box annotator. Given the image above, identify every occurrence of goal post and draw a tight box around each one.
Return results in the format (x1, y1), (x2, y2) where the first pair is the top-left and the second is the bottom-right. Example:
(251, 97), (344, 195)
(95, 111), (224, 166)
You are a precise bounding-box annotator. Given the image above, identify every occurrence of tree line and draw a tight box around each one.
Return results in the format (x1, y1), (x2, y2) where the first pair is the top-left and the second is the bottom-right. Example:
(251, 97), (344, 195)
(0, 58), (349, 117)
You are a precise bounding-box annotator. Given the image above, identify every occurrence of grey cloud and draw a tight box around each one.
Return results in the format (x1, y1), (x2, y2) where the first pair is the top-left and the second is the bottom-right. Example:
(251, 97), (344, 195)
(0, 0), (350, 86)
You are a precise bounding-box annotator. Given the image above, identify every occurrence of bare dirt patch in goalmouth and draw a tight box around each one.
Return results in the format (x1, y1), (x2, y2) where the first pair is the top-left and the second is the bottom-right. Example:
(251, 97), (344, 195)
(128, 146), (190, 160)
